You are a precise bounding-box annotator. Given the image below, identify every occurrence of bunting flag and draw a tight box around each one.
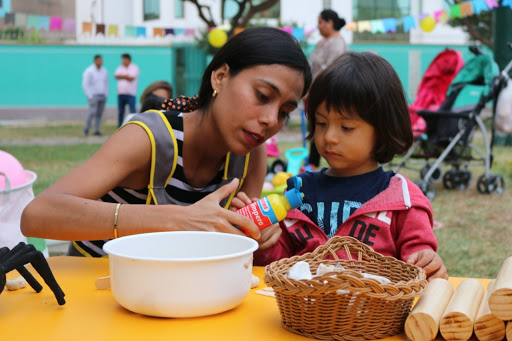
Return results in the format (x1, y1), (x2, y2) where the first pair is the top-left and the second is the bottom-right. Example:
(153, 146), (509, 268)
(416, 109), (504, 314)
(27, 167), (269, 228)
(357, 20), (371, 32)
(485, 0), (499, 9)
(15, 13), (28, 27)
(450, 4), (462, 18)
(82, 21), (92, 35)
(153, 27), (164, 37)
(164, 28), (174, 36)
(459, 2), (473, 17)
(174, 28), (185, 35)
(344, 22), (357, 31)
(63, 18), (75, 32)
(38, 16), (49, 31)
(370, 19), (385, 33)
(49, 16), (62, 31)
(107, 24), (118, 37)
(185, 28), (195, 36)
(438, 10), (450, 24)
(382, 18), (397, 33)
(434, 10), (443, 22)
(125, 25), (136, 37)
(503, 0), (512, 8)
(472, 0), (489, 14)
(304, 25), (316, 37)
(280, 27), (293, 34)
(27, 14), (38, 30)
(233, 27), (245, 35)
(292, 27), (304, 41)
(96, 23), (105, 35)
(135, 26), (146, 37)
(403, 16), (416, 32)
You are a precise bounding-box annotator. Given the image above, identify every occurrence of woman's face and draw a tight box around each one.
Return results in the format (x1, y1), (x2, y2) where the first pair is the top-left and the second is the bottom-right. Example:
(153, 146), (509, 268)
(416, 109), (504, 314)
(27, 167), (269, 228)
(211, 64), (304, 156)
(317, 15), (332, 38)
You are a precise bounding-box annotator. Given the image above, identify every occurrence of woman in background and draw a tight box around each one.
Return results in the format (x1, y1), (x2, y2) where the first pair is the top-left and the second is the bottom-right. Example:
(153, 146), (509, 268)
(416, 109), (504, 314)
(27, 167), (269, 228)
(308, 9), (347, 168)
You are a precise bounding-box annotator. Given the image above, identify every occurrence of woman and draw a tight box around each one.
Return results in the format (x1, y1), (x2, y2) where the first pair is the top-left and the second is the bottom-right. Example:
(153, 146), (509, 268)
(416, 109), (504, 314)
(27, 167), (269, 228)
(308, 9), (347, 168)
(21, 27), (312, 257)
(139, 80), (173, 113)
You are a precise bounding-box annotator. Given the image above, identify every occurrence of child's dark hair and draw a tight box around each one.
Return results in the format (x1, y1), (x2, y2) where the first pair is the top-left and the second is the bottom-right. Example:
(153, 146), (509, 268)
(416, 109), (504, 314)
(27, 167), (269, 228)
(306, 51), (412, 164)
(197, 26), (312, 110)
(320, 9), (346, 31)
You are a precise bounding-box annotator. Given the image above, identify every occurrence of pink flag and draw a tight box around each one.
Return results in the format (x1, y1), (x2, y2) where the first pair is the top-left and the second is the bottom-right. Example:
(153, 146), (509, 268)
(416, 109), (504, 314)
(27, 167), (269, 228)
(49, 17), (63, 31)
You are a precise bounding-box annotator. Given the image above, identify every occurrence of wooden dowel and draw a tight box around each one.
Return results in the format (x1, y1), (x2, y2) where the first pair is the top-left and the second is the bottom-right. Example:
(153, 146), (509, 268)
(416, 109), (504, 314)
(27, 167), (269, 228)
(474, 280), (506, 341)
(405, 278), (454, 341)
(506, 321), (512, 341)
(489, 256), (512, 321)
(440, 278), (485, 341)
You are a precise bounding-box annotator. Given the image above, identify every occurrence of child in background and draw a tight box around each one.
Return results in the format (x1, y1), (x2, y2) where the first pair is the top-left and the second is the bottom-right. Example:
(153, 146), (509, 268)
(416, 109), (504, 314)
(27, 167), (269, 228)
(253, 51), (447, 280)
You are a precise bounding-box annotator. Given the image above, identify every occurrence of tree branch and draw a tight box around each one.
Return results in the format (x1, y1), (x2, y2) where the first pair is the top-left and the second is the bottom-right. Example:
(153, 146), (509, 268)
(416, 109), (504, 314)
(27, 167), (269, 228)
(461, 17), (493, 48)
(184, 0), (216, 27)
(239, 0), (279, 27)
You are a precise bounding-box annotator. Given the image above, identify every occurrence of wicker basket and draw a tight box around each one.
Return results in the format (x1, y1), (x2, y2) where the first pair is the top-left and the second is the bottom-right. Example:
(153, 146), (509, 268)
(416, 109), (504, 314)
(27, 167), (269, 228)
(264, 236), (428, 341)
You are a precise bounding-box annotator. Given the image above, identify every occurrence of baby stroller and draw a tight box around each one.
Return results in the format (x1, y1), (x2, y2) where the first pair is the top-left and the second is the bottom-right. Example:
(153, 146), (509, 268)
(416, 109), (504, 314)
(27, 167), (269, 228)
(409, 48), (465, 136)
(395, 46), (504, 200)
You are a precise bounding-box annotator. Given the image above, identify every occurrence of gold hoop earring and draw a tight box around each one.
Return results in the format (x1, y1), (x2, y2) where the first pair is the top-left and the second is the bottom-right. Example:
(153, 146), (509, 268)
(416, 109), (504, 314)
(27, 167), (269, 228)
(212, 89), (218, 98)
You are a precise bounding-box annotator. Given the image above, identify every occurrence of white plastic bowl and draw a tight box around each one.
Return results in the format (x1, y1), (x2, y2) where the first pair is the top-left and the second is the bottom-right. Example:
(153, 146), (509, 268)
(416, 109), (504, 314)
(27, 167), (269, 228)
(103, 231), (259, 318)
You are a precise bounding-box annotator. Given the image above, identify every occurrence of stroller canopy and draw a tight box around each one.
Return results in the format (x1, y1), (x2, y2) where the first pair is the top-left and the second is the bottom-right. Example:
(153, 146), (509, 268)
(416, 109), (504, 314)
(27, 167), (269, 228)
(411, 49), (465, 112)
(448, 53), (499, 99)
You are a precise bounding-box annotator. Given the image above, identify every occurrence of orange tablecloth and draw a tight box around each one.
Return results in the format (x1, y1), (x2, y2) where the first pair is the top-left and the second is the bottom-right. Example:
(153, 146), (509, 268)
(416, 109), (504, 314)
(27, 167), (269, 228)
(1, 257), (491, 341)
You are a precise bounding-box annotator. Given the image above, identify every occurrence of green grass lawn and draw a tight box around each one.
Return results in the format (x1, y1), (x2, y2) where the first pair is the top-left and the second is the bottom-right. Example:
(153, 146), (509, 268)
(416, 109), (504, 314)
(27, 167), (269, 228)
(2, 121), (511, 279)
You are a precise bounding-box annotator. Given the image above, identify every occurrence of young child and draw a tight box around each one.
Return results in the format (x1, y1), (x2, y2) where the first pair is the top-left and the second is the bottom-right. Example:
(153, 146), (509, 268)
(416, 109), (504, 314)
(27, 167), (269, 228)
(253, 51), (447, 280)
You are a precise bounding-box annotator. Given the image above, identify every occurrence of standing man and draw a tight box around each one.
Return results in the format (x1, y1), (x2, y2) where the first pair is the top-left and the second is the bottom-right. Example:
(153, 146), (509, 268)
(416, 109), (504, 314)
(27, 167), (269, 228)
(114, 53), (139, 126)
(82, 54), (108, 136)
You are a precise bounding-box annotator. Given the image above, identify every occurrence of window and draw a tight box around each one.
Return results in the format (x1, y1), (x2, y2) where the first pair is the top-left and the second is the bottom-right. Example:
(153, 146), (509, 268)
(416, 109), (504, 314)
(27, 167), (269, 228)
(353, 0), (410, 43)
(175, 0), (184, 19)
(144, 0), (160, 21)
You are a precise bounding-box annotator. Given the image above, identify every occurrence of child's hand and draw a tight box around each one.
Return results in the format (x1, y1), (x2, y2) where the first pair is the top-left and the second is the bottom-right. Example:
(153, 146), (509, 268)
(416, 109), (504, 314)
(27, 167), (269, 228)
(229, 191), (254, 212)
(406, 249), (448, 281)
(258, 223), (282, 250)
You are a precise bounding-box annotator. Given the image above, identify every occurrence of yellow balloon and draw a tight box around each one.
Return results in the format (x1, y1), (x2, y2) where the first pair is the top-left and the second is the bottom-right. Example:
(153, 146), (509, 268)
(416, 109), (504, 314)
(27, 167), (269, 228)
(420, 16), (436, 33)
(208, 29), (228, 48)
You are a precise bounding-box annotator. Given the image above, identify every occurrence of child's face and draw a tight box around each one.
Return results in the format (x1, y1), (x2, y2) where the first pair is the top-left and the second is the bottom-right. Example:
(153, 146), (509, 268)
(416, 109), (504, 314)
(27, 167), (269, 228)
(314, 101), (378, 177)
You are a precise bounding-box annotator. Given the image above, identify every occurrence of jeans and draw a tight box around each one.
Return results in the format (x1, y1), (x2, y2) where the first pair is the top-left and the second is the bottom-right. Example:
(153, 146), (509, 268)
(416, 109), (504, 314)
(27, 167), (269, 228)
(118, 94), (136, 127)
(84, 94), (107, 135)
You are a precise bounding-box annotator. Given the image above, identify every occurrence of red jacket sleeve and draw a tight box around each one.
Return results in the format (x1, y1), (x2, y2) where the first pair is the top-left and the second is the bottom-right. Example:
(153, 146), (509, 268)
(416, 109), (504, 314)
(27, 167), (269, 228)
(253, 222), (296, 266)
(394, 206), (438, 261)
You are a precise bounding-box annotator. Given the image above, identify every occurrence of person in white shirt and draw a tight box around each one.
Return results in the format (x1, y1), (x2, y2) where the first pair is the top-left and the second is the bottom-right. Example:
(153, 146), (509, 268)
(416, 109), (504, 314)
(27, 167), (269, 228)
(114, 53), (140, 127)
(82, 55), (108, 136)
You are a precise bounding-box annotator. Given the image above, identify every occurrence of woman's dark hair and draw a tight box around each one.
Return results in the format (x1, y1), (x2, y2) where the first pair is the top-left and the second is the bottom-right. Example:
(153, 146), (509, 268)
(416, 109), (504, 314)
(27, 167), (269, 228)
(320, 9), (346, 31)
(197, 26), (312, 110)
(306, 51), (412, 164)
(140, 80), (173, 105)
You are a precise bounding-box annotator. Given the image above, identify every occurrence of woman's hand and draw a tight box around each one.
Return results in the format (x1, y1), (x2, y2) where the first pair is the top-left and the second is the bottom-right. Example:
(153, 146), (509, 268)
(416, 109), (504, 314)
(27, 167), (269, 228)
(406, 249), (448, 281)
(183, 179), (261, 240)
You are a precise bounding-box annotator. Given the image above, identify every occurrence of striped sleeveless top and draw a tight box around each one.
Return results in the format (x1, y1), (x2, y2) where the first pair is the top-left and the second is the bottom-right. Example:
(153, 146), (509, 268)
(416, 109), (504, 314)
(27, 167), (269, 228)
(71, 110), (249, 257)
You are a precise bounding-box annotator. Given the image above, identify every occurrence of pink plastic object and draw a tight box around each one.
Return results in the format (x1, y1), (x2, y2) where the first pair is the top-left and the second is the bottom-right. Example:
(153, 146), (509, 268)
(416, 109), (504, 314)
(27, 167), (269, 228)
(0, 150), (27, 190)
(266, 136), (281, 157)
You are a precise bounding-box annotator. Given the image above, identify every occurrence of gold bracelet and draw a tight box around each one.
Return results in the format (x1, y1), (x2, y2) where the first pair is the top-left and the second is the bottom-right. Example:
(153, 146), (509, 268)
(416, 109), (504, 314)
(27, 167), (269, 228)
(113, 203), (122, 239)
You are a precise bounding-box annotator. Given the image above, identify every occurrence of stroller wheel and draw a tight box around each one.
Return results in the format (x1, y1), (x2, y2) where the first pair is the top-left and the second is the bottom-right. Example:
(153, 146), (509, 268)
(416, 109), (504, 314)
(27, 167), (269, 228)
(442, 169), (457, 190)
(271, 159), (288, 174)
(457, 169), (472, 190)
(420, 165), (442, 183)
(477, 175), (505, 195)
(414, 180), (436, 201)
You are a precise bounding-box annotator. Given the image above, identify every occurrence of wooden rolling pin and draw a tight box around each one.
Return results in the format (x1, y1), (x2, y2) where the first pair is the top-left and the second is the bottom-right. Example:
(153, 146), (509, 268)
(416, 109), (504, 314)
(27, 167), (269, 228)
(506, 321), (512, 341)
(474, 280), (506, 341)
(489, 256), (512, 321)
(440, 278), (485, 341)
(405, 278), (454, 341)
